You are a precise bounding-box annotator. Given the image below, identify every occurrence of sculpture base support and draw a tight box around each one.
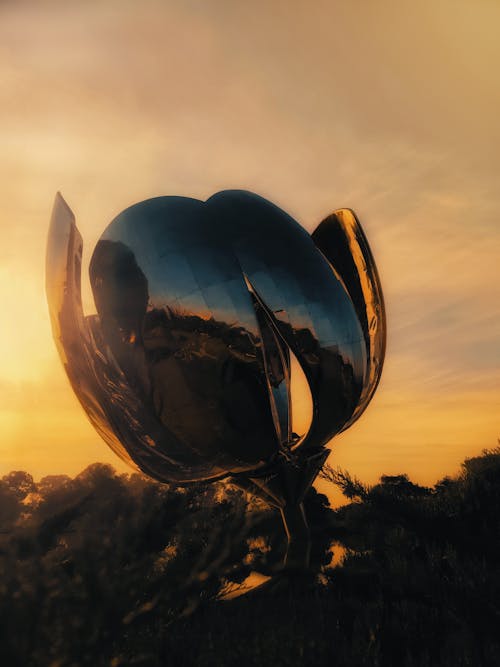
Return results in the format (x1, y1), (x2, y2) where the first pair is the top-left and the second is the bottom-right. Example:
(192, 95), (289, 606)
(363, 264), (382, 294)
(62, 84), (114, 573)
(280, 502), (310, 570)
(230, 447), (329, 577)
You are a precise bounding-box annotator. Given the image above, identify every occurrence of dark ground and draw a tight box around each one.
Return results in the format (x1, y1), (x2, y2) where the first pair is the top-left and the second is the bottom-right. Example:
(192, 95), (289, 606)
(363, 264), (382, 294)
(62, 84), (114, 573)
(1, 447), (499, 666)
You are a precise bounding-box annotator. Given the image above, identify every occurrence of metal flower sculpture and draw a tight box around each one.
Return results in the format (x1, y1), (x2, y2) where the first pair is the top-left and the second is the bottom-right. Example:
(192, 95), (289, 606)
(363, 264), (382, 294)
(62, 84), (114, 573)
(46, 190), (386, 569)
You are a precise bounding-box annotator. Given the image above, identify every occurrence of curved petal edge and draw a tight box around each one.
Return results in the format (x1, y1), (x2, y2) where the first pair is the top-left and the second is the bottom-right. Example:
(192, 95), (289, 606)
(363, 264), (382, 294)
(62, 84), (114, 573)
(311, 208), (387, 430)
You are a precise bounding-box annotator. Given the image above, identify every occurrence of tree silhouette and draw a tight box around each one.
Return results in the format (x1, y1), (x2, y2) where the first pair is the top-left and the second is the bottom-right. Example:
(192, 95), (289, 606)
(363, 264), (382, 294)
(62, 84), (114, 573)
(1, 447), (500, 665)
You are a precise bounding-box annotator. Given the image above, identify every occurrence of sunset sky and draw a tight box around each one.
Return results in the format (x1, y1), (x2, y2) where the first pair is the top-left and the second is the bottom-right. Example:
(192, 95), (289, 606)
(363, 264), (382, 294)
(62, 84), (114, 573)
(1, 0), (499, 496)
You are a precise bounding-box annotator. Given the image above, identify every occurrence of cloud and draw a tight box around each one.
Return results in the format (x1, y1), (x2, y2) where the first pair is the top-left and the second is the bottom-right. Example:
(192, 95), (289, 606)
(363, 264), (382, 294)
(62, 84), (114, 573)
(0, 0), (498, 484)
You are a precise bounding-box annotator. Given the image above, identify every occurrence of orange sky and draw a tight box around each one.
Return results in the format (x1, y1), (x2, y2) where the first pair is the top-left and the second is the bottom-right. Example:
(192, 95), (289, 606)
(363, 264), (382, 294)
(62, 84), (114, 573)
(1, 0), (499, 494)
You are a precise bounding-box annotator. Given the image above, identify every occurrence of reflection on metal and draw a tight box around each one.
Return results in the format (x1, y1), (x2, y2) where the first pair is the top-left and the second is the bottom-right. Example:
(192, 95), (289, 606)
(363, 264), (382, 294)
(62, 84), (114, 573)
(312, 208), (386, 431)
(46, 190), (386, 571)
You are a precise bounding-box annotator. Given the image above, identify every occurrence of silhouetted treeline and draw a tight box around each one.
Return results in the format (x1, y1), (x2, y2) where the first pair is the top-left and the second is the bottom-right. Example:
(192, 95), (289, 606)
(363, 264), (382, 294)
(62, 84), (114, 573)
(1, 448), (500, 666)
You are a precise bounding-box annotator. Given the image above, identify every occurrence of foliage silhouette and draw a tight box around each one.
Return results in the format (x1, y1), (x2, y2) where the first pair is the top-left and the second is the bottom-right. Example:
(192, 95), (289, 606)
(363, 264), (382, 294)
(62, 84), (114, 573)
(1, 448), (499, 665)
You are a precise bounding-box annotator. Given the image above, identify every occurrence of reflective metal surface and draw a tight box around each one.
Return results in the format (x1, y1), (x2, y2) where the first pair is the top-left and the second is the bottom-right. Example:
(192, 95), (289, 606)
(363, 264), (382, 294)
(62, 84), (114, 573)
(312, 208), (386, 431)
(46, 190), (386, 489)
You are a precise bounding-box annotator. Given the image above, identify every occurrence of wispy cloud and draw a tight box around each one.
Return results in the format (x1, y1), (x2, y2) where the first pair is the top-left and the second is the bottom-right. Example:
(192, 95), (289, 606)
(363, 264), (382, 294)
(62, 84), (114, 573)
(0, 0), (498, 484)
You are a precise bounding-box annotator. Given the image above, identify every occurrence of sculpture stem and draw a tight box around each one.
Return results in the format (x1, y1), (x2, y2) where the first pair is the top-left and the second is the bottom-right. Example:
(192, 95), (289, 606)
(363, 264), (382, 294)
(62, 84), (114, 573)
(279, 502), (310, 570)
